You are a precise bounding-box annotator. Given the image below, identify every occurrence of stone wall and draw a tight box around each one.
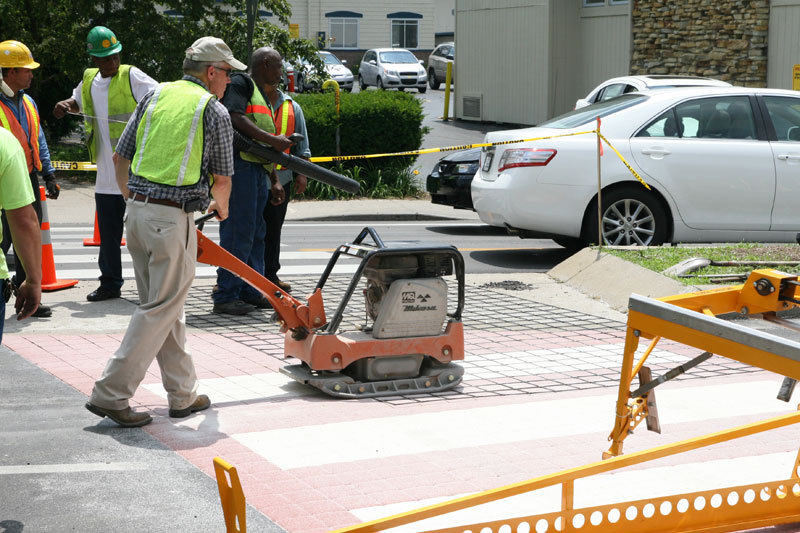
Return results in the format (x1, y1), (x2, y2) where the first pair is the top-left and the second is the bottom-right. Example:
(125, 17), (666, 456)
(630, 0), (769, 86)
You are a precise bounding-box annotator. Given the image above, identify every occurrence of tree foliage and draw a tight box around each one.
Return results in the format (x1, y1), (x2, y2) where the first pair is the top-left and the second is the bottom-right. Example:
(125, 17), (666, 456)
(0, 0), (324, 142)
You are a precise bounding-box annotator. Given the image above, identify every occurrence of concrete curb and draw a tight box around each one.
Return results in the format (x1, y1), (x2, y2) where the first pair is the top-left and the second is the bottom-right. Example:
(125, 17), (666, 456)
(548, 248), (701, 312)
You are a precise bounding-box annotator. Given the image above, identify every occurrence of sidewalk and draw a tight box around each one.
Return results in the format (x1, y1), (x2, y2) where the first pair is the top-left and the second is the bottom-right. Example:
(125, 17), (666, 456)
(6, 185), (800, 532)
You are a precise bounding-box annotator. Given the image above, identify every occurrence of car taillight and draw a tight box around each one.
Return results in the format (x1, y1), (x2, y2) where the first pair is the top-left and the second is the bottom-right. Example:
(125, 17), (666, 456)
(497, 148), (557, 171)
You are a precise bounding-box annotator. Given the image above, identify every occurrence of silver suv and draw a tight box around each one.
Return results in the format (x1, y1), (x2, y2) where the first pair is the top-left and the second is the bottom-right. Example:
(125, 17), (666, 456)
(358, 48), (427, 93)
(427, 42), (453, 90)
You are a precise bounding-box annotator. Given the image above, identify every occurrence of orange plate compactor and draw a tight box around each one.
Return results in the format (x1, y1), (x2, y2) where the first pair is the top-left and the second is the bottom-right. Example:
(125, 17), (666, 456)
(196, 225), (465, 398)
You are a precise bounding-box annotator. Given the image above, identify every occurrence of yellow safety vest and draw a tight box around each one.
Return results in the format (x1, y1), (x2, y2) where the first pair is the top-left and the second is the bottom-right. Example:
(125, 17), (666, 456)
(131, 80), (213, 187)
(239, 76), (275, 171)
(81, 64), (137, 163)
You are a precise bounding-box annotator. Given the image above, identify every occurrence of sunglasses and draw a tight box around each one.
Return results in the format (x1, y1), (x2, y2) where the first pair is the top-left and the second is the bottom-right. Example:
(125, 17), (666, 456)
(213, 65), (232, 78)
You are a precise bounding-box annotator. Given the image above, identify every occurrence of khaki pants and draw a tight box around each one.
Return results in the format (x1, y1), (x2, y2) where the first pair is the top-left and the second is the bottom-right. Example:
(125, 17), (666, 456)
(90, 198), (199, 411)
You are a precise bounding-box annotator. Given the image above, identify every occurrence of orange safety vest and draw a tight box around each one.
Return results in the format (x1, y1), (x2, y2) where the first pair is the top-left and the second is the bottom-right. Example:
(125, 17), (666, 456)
(272, 100), (294, 170)
(0, 95), (42, 173)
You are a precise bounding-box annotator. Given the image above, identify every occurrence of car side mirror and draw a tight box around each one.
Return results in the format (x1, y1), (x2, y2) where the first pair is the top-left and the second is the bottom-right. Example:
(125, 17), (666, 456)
(342, 59), (347, 64)
(574, 98), (589, 109)
(369, 59), (376, 65)
(446, 54), (454, 60)
(419, 59), (424, 65)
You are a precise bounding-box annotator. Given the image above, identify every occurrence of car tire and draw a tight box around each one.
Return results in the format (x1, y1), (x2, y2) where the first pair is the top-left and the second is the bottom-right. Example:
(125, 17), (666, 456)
(418, 85), (427, 94)
(377, 77), (384, 90)
(359, 74), (367, 91)
(552, 236), (586, 251)
(582, 187), (669, 246)
(428, 68), (440, 90)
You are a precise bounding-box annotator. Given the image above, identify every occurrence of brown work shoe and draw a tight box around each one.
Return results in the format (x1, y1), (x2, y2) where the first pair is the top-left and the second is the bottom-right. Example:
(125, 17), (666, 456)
(271, 278), (292, 292)
(85, 402), (152, 427)
(169, 394), (211, 418)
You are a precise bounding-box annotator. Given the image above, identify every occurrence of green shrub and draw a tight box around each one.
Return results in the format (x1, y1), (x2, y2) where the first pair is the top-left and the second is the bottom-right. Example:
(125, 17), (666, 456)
(294, 90), (425, 175)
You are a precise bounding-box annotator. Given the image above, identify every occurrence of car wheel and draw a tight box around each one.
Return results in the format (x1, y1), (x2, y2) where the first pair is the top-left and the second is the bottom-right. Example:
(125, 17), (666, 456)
(552, 236), (586, 251)
(418, 85), (427, 94)
(428, 68), (440, 90)
(583, 187), (668, 246)
(377, 77), (384, 90)
(359, 74), (367, 91)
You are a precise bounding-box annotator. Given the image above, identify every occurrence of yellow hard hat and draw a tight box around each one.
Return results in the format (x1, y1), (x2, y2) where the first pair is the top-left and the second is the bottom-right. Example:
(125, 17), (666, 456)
(0, 41), (40, 69)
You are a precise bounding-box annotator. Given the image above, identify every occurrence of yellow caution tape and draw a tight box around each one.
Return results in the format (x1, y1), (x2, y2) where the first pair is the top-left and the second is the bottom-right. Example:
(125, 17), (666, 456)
(52, 161), (97, 171)
(50, 128), (649, 189)
(308, 130), (597, 162)
(597, 133), (650, 190)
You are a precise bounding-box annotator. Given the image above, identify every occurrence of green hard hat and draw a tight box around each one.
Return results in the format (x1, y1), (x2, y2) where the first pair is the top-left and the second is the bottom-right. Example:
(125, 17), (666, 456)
(86, 26), (122, 57)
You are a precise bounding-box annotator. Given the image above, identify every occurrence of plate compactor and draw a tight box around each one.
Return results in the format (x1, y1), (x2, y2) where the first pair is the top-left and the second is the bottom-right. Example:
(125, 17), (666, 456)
(196, 226), (465, 398)
(196, 132), (464, 398)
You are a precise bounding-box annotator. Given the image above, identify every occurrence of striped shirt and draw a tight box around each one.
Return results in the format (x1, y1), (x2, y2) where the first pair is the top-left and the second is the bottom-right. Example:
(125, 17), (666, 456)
(115, 75), (234, 209)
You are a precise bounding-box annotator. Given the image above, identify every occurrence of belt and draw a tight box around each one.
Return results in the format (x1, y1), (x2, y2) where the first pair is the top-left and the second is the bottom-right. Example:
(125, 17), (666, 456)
(131, 193), (183, 209)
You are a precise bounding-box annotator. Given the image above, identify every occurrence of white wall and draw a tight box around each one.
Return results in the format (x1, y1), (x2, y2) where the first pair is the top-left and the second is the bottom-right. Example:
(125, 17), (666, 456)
(768, 0), (800, 89)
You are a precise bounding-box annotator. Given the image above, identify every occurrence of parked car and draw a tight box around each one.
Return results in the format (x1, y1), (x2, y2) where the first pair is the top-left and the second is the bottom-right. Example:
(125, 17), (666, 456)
(426, 148), (480, 210)
(297, 51), (354, 93)
(281, 60), (294, 91)
(575, 75), (731, 109)
(358, 48), (427, 93)
(473, 86), (800, 248)
(427, 42), (454, 90)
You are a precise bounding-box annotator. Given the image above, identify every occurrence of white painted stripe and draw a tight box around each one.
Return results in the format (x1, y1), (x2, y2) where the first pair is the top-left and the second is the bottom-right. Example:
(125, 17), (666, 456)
(0, 462), (149, 475)
(54, 263), (359, 280)
(281, 222), (485, 228)
(349, 453), (796, 533)
(53, 251), (336, 263)
(143, 373), (320, 403)
(233, 380), (789, 469)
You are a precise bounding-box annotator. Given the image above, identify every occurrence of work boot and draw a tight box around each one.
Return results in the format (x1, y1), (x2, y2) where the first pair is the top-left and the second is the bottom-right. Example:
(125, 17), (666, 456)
(212, 299), (255, 315)
(242, 294), (272, 309)
(32, 304), (52, 318)
(270, 278), (291, 292)
(87, 286), (121, 302)
(85, 402), (152, 427)
(169, 394), (211, 418)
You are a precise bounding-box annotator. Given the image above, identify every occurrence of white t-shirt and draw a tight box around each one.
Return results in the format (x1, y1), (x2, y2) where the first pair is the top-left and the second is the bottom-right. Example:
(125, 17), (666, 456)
(72, 66), (157, 195)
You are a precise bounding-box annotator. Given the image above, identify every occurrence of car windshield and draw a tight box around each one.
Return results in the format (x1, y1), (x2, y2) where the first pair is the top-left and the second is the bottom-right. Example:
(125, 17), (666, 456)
(379, 51), (418, 64)
(541, 94), (648, 129)
(321, 54), (341, 66)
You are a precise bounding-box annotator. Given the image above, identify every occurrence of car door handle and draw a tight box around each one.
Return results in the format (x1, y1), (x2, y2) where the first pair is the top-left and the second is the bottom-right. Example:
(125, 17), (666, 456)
(641, 148), (671, 156)
(777, 154), (800, 161)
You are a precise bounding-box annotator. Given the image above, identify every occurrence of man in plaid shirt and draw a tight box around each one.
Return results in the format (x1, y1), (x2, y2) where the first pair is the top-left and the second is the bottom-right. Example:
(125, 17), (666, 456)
(85, 37), (240, 428)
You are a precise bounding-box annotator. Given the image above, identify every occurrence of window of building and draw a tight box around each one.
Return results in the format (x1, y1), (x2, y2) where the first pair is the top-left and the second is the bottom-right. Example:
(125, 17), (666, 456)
(584, 0), (628, 6)
(326, 11), (361, 49)
(387, 12), (422, 49)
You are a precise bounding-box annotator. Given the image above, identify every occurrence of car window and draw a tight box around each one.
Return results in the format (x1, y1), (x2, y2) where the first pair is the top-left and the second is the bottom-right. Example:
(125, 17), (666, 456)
(379, 51), (418, 64)
(598, 83), (627, 102)
(443, 45), (453, 57)
(673, 96), (756, 139)
(539, 94), (648, 129)
(762, 96), (800, 142)
(321, 53), (340, 65)
(637, 110), (681, 138)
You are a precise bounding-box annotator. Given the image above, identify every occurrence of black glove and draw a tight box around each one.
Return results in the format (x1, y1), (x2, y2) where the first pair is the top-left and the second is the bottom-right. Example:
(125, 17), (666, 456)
(43, 174), (60, 200)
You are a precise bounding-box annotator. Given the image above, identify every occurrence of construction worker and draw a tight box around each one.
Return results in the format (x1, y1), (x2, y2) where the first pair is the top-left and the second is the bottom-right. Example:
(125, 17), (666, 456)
(54, 26), (157, 303)
(85, 36), (237, 428)
(212, 46), (293, 315)
(0, 70), (42, 343)
(0, 40), (59, 318)
(263, 77), (311, 293)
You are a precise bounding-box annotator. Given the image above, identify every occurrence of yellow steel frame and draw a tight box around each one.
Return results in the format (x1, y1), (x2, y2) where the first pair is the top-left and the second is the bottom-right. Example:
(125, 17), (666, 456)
(334, 270), (800, 533)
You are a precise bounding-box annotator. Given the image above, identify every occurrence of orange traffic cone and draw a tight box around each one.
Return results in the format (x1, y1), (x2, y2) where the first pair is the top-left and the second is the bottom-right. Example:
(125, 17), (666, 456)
(39, 186), (78, 291)
(83, 211), (125, 246)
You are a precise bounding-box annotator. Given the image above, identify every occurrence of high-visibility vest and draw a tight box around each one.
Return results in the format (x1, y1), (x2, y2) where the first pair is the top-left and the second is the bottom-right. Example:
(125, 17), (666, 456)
(81, 64), (137, 163)
(273, 99), (294, 170)
(131, 80), (213, 187)
(0, 94), (42, 173)
(239, 76), (276, 171)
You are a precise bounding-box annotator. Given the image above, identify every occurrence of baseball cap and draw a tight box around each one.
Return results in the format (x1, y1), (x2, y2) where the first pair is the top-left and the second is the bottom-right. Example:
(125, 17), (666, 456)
(0, 69), (13, 97)
(185, 37), (246, 71)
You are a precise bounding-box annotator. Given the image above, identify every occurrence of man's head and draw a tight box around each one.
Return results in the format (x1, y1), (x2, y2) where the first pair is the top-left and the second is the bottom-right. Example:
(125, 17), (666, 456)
(183, 36), (246, 98)
(0, 41), (39, 95)
(87, 26), (122, 78)
(250, 47), (283, 89)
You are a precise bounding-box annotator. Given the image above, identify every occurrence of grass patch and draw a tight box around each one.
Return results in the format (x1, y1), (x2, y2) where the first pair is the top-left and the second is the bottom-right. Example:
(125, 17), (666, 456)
(602, 243), (800, 284)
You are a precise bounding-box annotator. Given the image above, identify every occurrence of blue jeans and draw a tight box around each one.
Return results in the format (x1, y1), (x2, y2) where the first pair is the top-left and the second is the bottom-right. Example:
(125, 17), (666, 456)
(96, 193), (126, 291)
(214, 157), (268, 304)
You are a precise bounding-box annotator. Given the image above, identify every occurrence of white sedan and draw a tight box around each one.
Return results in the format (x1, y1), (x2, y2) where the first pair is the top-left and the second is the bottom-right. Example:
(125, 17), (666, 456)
(472, 86), (800, 247)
